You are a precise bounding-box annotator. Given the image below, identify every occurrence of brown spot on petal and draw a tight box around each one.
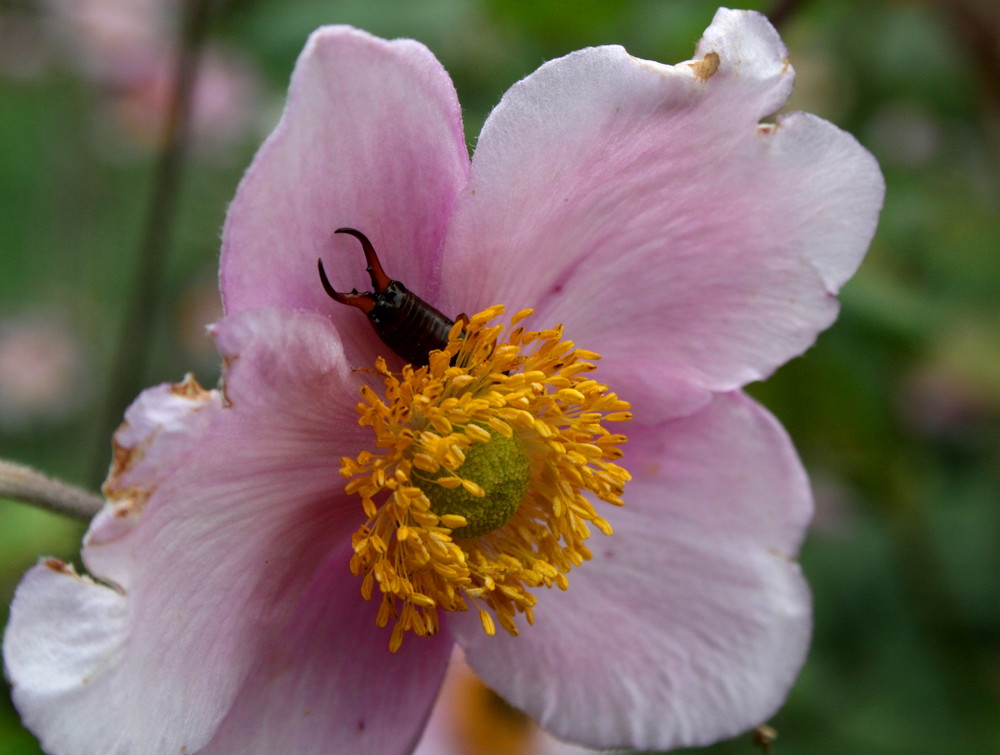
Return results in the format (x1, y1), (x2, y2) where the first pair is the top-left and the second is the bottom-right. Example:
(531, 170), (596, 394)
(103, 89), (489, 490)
(171, 372), (208, 400)
(768, 546), (795, 562)
(43, 558), (73, 575)
(108, 424), (133, 474)
(110, 491), (149, 517)
(99, 483), (148, 518)
(103, 433), (152, 509)
(691, 51), (720, 81)
(102, 374), (210, 512)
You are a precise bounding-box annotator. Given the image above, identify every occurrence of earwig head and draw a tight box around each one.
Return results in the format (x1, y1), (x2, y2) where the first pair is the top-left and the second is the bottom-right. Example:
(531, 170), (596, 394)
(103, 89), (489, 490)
(316, 228), (393, 315)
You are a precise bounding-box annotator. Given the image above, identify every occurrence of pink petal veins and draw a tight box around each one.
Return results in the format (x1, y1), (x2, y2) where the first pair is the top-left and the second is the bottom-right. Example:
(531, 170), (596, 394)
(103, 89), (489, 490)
(201, 542), (453, 754)
(221, 26), (470, 321)
(451, 392), (812, 751)
(6, 310), (380, 754)
(437, 8), (883, 419)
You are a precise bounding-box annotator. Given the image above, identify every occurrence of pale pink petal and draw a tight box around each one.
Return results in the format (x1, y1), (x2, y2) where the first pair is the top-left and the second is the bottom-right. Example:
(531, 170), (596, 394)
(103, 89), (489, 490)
(87, 308), (373, 582)
(450, 392), (812, 751)
(438, 8), (882, 417)
(4, 560), (132, 755)
(221, 25), (469, 324)
(202, 542), (453, 753)
(5, 309), (374, 753)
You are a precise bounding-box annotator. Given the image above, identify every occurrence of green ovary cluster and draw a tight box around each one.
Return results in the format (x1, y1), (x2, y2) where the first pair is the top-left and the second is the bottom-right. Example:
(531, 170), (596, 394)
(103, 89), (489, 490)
(415, 429), (531, 539)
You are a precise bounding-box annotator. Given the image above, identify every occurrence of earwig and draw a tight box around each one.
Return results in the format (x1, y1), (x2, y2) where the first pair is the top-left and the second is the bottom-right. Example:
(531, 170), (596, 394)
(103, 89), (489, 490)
(318, 228), (457, 366)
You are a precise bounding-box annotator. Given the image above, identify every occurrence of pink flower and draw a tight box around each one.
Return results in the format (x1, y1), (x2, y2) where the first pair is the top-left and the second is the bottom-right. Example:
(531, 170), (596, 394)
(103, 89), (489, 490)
(40, 0), (260, 155)
(3, 8), (883, 754)
(0, 312), (90, 429)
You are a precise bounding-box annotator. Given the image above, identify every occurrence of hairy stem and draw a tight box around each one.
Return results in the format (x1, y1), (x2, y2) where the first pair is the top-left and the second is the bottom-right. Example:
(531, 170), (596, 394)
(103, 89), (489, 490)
(1, 461), (104, 521)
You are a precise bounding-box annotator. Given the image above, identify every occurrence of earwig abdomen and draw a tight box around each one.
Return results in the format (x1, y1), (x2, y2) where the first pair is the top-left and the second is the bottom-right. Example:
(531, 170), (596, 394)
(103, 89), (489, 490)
(317, 228), (456, 367)
(367, 280), (455, 366)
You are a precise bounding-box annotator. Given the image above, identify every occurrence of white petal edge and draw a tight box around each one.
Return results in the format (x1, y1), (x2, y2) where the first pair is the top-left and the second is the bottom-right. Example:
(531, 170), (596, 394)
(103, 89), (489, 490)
(5, 309), (379, 754)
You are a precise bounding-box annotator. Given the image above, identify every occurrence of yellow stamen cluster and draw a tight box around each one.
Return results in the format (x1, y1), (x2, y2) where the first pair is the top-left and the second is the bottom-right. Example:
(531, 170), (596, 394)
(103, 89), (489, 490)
(343, 306), (631, 652)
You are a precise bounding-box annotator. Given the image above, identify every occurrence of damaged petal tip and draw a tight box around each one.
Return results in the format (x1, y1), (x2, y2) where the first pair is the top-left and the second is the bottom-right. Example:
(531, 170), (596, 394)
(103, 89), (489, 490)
(42, 558), (73, 574)
(171, 373), (209, 400)
(691, 51), (721, 81)
(112, 493), (147, 517)
(104, 438), (137, 495)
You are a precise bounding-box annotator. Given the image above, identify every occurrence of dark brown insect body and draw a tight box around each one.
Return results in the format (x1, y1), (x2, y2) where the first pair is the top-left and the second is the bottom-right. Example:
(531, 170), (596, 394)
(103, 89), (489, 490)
(318, 228), (456, 366)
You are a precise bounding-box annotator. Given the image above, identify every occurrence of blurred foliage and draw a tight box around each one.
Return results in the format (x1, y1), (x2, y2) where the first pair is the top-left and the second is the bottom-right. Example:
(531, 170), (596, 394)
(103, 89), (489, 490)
(1, 0), (998, 753)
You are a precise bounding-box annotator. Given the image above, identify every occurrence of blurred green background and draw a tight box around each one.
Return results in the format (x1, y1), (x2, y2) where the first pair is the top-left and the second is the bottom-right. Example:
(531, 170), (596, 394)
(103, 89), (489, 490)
(1, 0), (998, 753)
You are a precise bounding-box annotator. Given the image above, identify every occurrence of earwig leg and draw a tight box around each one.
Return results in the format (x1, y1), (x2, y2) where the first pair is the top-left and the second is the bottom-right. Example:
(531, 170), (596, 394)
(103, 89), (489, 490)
(335, 228), (391, 293)
(317, 258), (375, 314)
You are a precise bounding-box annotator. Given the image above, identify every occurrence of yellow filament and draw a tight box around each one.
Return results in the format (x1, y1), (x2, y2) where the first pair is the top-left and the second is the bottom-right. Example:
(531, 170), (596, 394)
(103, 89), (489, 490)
(344, 306), (631, 650)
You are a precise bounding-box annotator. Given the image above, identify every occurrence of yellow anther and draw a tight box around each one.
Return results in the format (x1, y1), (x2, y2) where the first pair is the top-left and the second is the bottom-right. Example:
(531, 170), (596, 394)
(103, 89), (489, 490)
(342, 306), (630, 651)
(480, 609), (497, 636)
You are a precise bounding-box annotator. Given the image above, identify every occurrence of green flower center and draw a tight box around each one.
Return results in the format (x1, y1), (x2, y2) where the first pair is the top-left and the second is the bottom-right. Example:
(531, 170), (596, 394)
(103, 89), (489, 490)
(415, 428), (531, 538)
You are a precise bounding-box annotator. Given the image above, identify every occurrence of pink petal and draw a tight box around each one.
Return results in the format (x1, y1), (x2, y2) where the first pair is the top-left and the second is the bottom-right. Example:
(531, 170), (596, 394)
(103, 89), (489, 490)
(4, 561), (134, 755)
(437, 9), (882, 417)
(202, 542), (453, 753)
(5, 309), (376, 753)
(221, 25), (469, 321)
(88, 308), (375, 580)
(449, 391), (812, 751)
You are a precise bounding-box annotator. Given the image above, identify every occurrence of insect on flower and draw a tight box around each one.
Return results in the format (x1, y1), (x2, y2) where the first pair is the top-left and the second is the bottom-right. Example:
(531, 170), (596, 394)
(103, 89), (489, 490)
(2, 10), (884, 755)
(318, 228), (460, 366)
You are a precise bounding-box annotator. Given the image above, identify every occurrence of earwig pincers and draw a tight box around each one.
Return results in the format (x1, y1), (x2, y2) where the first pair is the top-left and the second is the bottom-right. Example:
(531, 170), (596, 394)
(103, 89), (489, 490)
(318, 228), (457, 367)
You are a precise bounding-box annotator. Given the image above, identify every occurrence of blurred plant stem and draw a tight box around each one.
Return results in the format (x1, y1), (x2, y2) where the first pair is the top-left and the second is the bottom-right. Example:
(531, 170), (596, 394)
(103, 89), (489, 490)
(1, 461), (104, 520)
(948, 0), (1000, 108)
(89, 0), (222, 487)
(768, 0), (806, 28)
